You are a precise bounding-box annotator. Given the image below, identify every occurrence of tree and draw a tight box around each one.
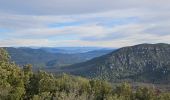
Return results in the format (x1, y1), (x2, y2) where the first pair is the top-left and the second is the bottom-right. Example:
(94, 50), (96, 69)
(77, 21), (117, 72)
(0, 48), (9, 62)
(114, 82), (132, 100)
(135, 87), (155, 100)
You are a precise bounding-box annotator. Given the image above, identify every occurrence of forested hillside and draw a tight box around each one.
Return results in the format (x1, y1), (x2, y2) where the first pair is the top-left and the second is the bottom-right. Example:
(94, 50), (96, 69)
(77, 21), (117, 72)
(5, 47), (112, 69)
(1, 48), (170, 100)
(63, 44), (170, 83)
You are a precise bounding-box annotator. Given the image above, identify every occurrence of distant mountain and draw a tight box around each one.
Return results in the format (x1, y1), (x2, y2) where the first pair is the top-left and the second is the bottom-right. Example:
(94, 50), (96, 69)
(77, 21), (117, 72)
(5, 47), (113, 69)
(62, 43), (170, 84)
(40, 47), (112, 54)
(46, 49), (113, 67)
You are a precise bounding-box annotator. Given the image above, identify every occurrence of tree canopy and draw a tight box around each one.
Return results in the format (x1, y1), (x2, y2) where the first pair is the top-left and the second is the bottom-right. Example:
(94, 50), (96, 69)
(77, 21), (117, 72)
(0, 48), (170, 100)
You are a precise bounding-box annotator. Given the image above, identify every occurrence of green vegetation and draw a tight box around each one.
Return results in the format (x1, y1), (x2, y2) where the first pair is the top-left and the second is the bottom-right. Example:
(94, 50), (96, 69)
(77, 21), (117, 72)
(64, 43), (170, 83)
(5, 47), (112, 69)
(0, 47), (170, 100)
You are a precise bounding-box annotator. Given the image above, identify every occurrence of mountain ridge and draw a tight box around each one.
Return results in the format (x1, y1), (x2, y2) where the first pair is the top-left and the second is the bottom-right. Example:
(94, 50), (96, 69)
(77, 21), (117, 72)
(4, 47), (113, 69)
(62, 43), (170, 83)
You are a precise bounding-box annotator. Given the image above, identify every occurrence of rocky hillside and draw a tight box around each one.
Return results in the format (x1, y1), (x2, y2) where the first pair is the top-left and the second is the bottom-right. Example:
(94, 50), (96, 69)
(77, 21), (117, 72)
(63, 43), (170, 83)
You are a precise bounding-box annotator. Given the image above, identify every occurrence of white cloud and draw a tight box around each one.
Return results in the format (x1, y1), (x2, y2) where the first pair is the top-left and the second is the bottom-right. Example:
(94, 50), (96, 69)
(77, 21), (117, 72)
(0, 0), (169, 15)
(0, 0), (170, 47)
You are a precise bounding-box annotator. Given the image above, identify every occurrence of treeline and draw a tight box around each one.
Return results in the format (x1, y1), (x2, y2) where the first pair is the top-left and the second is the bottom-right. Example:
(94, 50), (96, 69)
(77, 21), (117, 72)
(0, 48), (170, 100)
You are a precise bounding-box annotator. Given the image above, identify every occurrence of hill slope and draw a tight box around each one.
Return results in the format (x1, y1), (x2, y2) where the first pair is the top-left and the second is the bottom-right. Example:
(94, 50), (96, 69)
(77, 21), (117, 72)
(5, 47), (113, 69)
(62, 43), (170, 83)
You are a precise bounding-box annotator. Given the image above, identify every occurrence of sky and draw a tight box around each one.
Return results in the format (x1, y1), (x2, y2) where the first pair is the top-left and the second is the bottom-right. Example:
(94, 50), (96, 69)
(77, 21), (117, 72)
(0, 0), (170, 48)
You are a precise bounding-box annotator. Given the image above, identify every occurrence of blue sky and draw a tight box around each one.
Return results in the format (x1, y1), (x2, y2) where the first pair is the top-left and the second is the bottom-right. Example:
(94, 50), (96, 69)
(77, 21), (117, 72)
(0, 0), (170, 47)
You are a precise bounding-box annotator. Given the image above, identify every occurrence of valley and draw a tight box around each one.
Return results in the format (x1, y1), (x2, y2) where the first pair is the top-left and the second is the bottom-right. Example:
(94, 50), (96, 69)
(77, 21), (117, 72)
(4, 43), (170, 85)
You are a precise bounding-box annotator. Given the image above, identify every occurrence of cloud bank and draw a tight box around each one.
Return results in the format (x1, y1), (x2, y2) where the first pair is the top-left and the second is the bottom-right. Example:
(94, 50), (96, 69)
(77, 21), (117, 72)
(0, 0), (170, 47)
